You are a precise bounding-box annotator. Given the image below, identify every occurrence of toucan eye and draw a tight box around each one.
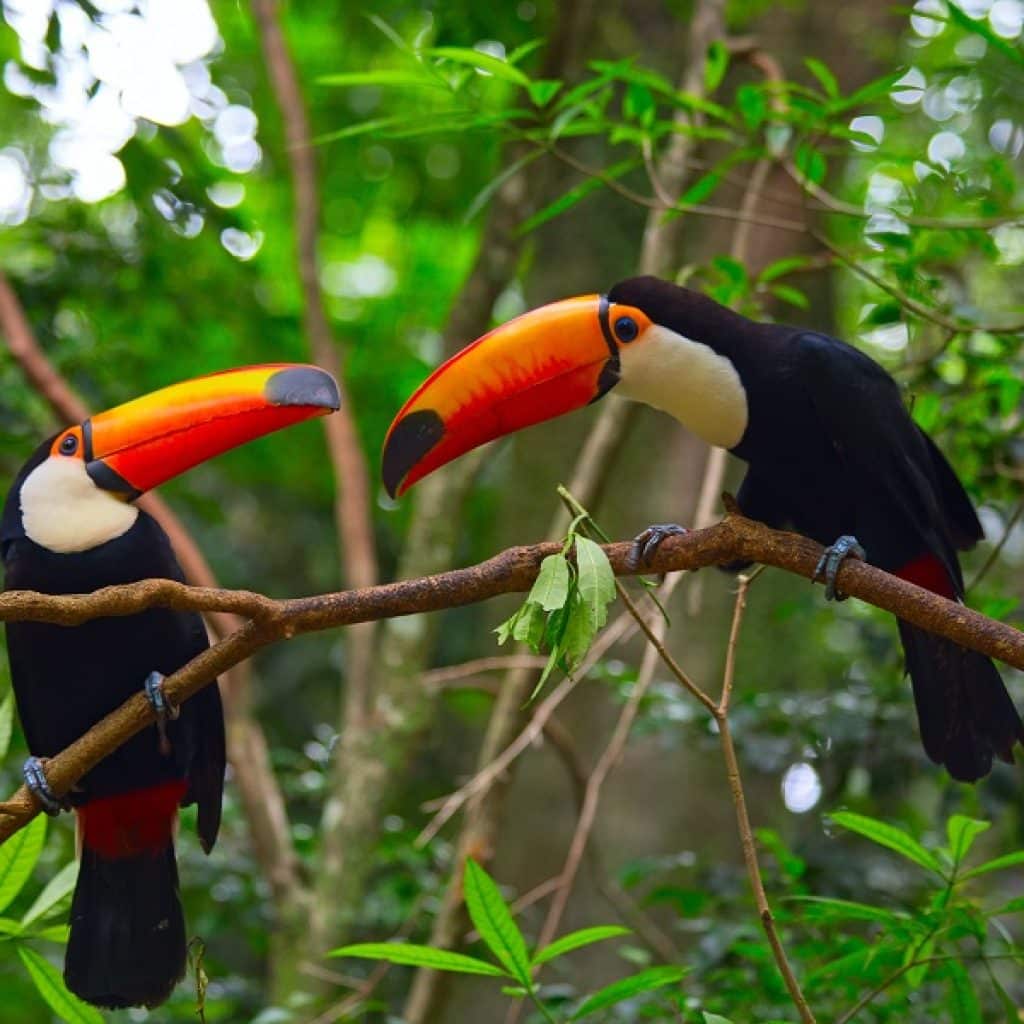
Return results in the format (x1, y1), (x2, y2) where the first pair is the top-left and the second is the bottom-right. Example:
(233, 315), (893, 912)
(614, 316), (639, 343)
(59, 435), (78, 456)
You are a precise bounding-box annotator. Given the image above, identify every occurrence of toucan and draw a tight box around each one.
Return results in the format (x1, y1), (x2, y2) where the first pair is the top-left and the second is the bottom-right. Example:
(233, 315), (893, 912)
(1, 364), (339, 1008)
(382, 275), (1023, 783)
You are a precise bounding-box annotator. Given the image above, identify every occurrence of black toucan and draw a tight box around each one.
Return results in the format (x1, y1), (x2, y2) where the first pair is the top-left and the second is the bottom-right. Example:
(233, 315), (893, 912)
(381, 275), (1022, 783)
(1, 364), (339, 1008)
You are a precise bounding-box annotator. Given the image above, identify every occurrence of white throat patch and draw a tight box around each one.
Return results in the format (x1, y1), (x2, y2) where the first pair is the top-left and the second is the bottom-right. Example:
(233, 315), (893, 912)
(614, 324), (748, 449)
(20, 457), (138, 554)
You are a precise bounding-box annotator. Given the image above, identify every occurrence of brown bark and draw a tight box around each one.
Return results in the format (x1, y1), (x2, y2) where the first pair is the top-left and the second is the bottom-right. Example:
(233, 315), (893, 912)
(1, 511), (1022, 846)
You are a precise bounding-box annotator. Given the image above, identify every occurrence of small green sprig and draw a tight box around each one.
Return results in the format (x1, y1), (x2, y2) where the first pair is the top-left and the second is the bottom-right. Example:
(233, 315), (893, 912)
(495, 486), (617, 701)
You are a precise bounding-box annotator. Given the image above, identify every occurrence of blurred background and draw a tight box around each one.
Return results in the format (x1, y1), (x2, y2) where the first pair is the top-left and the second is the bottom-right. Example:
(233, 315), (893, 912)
(0, 0), (1023, 1021)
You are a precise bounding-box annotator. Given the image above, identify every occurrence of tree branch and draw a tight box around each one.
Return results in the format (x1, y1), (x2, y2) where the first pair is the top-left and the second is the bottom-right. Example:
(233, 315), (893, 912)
(2, 510), (1023, 846)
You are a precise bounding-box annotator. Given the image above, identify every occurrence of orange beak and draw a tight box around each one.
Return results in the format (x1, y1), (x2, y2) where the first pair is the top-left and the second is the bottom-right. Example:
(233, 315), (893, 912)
(382, 295), (627, 497)
(84, 364), (340, 497)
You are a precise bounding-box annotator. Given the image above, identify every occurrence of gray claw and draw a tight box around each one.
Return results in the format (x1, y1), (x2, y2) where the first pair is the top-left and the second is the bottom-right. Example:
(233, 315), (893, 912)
(813, 534), (866, 601)
(23, 757), (62, 816)
(144, 671), (179, 756)
(631, 523), (688, 567)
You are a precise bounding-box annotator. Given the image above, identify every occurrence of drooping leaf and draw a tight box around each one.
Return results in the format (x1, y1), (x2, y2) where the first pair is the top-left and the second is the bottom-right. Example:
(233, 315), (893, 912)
(758, 255), (814, 283)
(463, 859), (531, 986)
(528, 554), (571, 612)
(570, 965), (687, 1020)
(17, 946), (104, 1024)
(575, 536), (615, 632)
(21, 860), (79, 928)
(329, 942), (506, 976)
(0, 815), (47, 914)
(828, 812), (944, 876)
(512, 601), (548, 652)
(559, 595), (596, 669)
(532, 925), (631, 967)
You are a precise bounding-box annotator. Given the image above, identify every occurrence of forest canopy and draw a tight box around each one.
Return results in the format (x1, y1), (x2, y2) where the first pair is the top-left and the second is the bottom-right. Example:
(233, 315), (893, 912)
(0, 0), (1023, 1022)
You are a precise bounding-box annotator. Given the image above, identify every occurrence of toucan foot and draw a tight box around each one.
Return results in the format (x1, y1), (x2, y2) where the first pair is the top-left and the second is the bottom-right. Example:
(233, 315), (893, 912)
(144, 671), (179, 757)
(813, 534), (866, 601)
(22, 757), (63, 816)
(631, 523), (688, 567)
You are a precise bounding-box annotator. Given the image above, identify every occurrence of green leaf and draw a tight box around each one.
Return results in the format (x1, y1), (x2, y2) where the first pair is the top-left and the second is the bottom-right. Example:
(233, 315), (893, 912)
(828, 812), (944, 876)
(571, 965), (687, 1019)
(735, 83), (767, 129)
(794, 143), (826, 185)
(946, 959), (983, 1024)
(575, 536), (615, 631)
(22, 860), (78, 928)
(17, 946), (104, 1024)
(0, 691), (13, 761)
(560, 595), (596, 669)
(703, 1015), (734, 1024)
(788, 895), (908, 925)
(463, 859), (531, 986)
(704, 40), (729, 94)
(329, 942), (506, 976)
(771, 284), (809, 310)
(0, 815), (46, 914)
(804, 57), (839, 98)
(465, 151), (545, 224)
(31, 924), (70, 942)
(758, 255), (812, 283)
(527, 79), (562, 107)
(946, 815), (989, 867)
(959, 849), (1024, 882)
(528, 554), (571, 612)
(317, 70), (447, 90)
(507, 38), (545, 65)
(532, 925), (630, 966)
(428, 47), (532, 87)
(827, 68), (905, 112)
(518, 159), (638, 235)
(512, 601), (548, 651)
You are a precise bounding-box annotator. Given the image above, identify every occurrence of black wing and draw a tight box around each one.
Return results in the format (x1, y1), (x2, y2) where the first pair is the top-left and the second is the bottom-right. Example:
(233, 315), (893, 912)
(791, 332), (967, 589)
(178, 611), (225, 854)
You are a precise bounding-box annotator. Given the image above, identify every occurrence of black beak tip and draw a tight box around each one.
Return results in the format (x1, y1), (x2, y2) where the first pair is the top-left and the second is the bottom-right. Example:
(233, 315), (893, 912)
(381, 409), (446, 499)
(265, 367), (341, 411)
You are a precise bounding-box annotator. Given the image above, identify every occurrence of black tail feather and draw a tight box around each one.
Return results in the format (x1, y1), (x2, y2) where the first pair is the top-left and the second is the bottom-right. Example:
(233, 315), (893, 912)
(898, 621), (1024, 782)
(64, 842), (186, 1009)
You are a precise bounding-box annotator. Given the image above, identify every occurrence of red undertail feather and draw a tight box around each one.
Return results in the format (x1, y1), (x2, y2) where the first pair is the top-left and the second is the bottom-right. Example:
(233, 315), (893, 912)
(895, 553), (956, 599)
(77, 779), (187, 858)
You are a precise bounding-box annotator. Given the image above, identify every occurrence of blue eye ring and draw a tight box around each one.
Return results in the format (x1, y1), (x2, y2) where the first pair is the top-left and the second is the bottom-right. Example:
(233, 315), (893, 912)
(59, 434), (78, 456)
(614, 316), (639, 343)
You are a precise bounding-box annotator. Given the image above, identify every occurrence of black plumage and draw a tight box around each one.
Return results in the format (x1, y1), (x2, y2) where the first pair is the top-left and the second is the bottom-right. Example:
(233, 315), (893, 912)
(610, 276), (1022, 780)
(1, 438), (225, 1007)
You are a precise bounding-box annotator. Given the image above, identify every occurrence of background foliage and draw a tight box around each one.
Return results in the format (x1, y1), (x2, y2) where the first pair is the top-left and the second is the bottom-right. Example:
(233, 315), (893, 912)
(0, 0), (1022, 1021)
